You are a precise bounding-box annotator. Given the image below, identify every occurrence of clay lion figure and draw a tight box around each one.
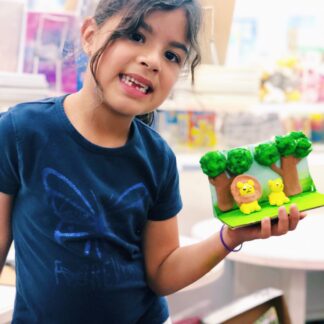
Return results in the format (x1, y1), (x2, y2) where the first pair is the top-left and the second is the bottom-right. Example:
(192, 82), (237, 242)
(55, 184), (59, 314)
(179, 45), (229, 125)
(231, 175), (262, 214)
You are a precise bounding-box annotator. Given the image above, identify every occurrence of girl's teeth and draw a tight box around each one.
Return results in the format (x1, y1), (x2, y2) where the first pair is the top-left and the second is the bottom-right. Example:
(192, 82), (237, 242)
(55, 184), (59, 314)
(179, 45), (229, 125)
(122, 74), (149, 93)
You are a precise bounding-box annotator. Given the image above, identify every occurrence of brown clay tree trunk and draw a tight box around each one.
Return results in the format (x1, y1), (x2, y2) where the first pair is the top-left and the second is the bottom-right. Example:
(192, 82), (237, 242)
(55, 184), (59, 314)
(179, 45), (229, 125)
(281, 156), (302, 196)
(209, 172), (234, 211)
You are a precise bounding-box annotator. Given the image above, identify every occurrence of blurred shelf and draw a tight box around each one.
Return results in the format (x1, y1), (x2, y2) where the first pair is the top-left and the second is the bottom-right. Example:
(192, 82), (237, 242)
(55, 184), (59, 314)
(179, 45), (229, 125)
(0, 72), (50, 112)
(253, 103), (324, 115)
(159, 101), (324, 114)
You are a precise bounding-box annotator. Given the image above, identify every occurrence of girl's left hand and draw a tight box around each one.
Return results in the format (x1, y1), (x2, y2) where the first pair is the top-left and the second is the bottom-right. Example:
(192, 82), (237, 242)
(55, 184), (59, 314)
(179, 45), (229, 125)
(225, 204), (306, 248)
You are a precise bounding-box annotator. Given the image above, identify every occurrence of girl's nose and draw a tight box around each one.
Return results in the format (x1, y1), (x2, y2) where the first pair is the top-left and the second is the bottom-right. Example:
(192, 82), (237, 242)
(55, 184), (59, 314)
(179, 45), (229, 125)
(137, 53), (161, 73)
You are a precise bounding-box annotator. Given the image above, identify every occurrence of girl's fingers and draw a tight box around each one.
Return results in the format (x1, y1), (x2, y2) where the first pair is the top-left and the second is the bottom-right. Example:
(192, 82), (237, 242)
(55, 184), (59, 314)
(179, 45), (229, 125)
(260, 217), (271, 239)
(243, 204), (305, 241)
(300, 211), (307, 219)
(288, 204), (300, 231)
(277, 206), (289, 234)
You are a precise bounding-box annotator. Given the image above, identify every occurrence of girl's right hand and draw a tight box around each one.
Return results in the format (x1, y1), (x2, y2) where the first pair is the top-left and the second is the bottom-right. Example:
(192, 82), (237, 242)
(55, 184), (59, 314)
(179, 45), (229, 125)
(222, 204), (307, 251)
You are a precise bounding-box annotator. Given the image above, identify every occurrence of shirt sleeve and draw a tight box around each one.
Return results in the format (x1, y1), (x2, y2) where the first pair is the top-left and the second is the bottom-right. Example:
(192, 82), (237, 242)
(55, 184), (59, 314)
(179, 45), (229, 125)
(0, 111), (20, 194)
(148, 150), (182, 221)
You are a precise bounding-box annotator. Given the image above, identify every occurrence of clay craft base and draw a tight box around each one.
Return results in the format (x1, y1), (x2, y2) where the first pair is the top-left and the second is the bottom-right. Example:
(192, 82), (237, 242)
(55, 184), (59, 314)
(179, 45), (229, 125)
(200, 132), (323, 229)
(216, 191), (324, 229)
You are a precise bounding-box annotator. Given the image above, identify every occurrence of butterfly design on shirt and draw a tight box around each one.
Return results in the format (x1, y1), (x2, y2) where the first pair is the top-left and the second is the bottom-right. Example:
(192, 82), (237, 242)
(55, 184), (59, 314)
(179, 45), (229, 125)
(42, 167), (149, 259)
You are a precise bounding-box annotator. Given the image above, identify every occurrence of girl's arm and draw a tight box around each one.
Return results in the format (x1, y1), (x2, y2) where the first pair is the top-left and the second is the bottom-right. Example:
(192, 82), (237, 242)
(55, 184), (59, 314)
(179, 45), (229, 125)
(0, 192), (13, 274)
(143, 204), (304, 296)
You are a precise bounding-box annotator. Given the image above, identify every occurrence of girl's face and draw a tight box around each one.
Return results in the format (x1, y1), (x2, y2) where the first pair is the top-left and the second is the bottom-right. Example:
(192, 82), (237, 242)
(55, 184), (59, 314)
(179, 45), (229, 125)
(83, 8), (189, 118)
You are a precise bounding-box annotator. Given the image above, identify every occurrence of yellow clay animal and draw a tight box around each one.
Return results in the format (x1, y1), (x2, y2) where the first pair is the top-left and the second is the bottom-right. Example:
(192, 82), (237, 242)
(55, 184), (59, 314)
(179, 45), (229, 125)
(237, 180), (261, 214)
(268, 178), (290, 206)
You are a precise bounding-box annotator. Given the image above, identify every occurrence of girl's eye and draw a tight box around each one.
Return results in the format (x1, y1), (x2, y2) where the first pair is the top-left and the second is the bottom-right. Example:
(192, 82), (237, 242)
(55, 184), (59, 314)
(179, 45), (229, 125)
(129, 32), (145, 43)
(165, 51), (181, 64)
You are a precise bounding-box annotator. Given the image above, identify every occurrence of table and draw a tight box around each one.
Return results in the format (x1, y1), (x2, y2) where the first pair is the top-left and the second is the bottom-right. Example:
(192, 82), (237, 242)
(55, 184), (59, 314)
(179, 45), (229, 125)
(191, 207), (324, 324)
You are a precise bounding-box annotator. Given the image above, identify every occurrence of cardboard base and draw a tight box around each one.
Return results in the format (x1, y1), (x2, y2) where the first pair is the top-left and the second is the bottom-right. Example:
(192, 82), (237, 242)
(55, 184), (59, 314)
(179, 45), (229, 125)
(216, 191), (324, 228)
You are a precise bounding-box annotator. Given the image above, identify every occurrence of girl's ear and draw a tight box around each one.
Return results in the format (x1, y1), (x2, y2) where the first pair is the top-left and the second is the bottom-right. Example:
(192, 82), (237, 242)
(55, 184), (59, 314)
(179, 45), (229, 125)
(81, 17), (97, 56)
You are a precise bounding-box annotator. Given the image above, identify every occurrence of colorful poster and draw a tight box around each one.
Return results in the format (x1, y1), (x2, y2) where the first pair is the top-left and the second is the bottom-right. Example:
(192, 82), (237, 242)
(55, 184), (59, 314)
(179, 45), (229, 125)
(23, 11), (78, 93)
(156, 110), (217, 151)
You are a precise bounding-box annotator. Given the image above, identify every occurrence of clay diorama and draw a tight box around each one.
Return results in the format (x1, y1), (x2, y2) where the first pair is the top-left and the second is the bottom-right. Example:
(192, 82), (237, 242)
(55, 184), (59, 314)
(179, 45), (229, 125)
(200, 131), (324, 228)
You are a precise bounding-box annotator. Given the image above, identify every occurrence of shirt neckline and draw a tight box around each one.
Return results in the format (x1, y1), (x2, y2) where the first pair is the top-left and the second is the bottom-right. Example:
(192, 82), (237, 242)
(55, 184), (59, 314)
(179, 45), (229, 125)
(55, 94), (138, 155)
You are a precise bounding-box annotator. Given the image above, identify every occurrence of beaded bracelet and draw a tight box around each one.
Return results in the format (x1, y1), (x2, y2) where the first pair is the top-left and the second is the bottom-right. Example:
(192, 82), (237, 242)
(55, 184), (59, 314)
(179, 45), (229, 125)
(220, 224), (243, 252)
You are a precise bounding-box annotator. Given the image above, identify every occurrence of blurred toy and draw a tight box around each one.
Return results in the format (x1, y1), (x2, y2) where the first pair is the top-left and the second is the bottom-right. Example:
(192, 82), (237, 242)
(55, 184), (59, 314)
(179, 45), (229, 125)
(310, 114), (324, 142)
(268, 178), (290, 206)
(301, 68), (320, 102)
(260, 56), (302, 103)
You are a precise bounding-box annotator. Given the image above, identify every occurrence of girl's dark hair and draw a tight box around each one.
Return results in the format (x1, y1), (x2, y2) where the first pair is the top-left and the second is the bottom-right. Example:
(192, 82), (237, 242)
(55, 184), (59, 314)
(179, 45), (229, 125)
(90, 0), (202, 126)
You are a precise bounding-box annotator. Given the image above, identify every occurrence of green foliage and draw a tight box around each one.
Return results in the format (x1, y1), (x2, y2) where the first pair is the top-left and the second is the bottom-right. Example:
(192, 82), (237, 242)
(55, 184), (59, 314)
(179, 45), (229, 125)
(201, 132), (312, 179)
(200, 151), (227, 178)
(276, 131), (312, 158)
(254, 142), (280, 166)
(255, 131), (312, 165)
(275, 134), (297, 156)
(294, 137), (312, 158)
(289, 131), (307, 139)
(226, 148), (253, 175)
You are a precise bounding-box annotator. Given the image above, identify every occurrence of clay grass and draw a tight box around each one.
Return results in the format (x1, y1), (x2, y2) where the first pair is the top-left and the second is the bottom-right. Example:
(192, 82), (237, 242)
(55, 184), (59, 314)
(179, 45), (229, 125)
(215, 191), (324, 228)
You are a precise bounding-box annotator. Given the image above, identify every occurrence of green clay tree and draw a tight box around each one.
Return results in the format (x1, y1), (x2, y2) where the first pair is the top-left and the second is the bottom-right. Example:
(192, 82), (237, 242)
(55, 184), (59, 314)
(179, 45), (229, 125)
(200, 148), (253, 211)
(254, 131), (312, 196)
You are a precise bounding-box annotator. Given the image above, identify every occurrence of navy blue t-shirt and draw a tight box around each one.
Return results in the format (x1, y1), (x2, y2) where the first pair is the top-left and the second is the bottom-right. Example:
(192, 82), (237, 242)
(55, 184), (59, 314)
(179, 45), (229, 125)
(0, 95), (182, 323)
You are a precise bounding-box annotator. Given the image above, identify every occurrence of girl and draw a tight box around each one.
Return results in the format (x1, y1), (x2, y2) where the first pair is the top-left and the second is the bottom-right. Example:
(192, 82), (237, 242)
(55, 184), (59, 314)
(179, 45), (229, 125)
(0, 0), (305, 323)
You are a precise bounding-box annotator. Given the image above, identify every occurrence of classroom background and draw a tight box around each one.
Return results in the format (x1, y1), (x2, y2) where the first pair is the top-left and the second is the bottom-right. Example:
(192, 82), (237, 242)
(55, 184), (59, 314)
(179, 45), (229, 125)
(1, 0), (324, 323)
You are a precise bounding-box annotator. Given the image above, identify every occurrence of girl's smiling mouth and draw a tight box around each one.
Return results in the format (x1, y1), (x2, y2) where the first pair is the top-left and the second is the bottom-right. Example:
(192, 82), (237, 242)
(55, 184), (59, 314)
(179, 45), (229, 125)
(119, 73), (154, 97)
